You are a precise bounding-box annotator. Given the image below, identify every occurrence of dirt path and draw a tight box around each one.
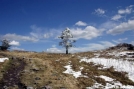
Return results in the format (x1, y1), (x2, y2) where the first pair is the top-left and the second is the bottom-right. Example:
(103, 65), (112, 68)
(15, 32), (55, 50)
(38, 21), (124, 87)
(0, 58), (26, 89)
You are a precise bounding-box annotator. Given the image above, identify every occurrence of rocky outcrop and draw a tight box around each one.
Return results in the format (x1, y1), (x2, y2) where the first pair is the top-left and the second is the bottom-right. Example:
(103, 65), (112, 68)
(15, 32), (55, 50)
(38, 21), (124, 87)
(108, 43), (134, 50)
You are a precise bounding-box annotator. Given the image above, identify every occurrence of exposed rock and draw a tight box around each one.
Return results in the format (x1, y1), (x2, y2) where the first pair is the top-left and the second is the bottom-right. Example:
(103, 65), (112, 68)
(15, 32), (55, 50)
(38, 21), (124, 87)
(108, 43), (134, 50)
(35, 77), (41, 80)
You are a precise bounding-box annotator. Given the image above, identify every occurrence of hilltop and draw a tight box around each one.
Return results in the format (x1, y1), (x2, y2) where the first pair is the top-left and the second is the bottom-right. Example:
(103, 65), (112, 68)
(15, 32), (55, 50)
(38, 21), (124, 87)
(0, 43), (134, 89)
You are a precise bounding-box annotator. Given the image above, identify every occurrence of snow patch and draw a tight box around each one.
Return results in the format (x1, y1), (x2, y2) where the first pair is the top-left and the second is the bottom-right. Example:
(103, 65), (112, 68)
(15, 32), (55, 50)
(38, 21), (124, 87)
(63, 65), (87, 78)
(80, 57), (134, 82)
(99, 75), (114, 81)
(86, 81), (134, 89)
(0, 58), (9, 62)
(107, 51), (134, 58)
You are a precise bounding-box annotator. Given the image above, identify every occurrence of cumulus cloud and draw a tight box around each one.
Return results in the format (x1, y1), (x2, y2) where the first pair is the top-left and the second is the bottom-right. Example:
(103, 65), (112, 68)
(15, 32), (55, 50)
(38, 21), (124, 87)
(0, 33), (38, 42)
(30, 24), (103, 41)
(30, 25), (55, 39)
(10, 47), (24, 51)
(118, 6), (133, 14)
(95, 8), (105, 15)
(46, 45), (64, 53)
(111, 14), (122, 20)
(83, 41), (115, 51)
(100, 41), (115, 47)
(75, 21), (87, 26)
(100, 21), (119, 29)
(107, 20), (134, 35)
(131, 41), (134, 45)
(112, 38), (128, 43)
(46, 41), (115, 53)
(44, 33), (53, 38)
(30, 32), (39, 39)
(71, 26), (104, 40)
(111, 5), (134, 21)
(9, 40), (20, 46)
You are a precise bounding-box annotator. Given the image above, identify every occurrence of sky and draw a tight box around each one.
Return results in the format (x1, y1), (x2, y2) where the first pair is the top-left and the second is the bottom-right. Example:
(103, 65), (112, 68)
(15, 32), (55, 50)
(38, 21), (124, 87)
(0, 0), (134, 53)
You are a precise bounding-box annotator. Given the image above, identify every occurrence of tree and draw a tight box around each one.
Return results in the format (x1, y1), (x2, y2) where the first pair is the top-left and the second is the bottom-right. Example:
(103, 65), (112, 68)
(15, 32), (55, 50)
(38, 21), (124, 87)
(0, 39), (10, 50)
(58, 27), (76, 54)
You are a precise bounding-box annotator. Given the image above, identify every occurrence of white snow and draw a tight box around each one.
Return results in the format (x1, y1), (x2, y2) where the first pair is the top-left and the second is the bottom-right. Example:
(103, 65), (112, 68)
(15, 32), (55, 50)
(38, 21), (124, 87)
(94, 53), (100, 57)
(63, 65), (87, 78)
(86, 83), (103, 89)
(99, 75), (114, 81)
(86, 81), (134, 89)
(0, 58), (9, 62)
(80, 57), (134, 82)
(107, 51), (134, 57)
(91, 75), (134, 89)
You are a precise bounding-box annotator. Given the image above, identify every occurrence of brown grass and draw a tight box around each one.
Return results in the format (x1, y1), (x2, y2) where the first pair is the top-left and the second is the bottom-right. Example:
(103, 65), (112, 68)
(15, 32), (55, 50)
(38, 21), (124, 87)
(0, 51), (134, 89)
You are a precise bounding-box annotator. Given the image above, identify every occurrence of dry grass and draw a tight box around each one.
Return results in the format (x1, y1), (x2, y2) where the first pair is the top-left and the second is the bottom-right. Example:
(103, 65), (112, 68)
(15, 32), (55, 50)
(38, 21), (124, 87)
(0, 51), (134, 89)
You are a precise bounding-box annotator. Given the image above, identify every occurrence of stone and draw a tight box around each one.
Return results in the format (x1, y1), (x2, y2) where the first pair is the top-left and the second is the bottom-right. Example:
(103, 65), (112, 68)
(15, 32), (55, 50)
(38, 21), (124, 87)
(35, 77), (41, 80)
(27, 86), (34, 89)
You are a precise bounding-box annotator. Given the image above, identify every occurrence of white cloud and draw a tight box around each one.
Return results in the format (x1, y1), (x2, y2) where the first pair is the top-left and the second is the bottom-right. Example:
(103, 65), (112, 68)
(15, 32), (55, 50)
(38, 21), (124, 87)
(71, 26), (104, 40)
(75, 21), (87, 26)
(82, 41), (115, 51)
(100, 41), (115, 47)
(30, 25), (103, 41)
(30, 25), (60, 40)
(100, 21), (118, 29)
(107, 20), (134, 35)
(11, 47), (24, 51)
(9, 40), (20, 46)
(46, 46), (64, 53)
(111, 14), (122, 20)
(30, 25), (54, 39)
(95, 8), (105, 15)
(118, 8), (132, 14)
(44, 33), (53, 38)
(0, 25), (55, 43)
(46, 41), (115, 53)
(112, 38), (128, 43)
(30, 25), (42, 32)
(117, 38), (128, 42)
(52, 45), (56, 48)
(118, 5), (133, 14)
(1, 33), (38, 42)
(131, 41), (134, 45)
(30, 32), (39, 38)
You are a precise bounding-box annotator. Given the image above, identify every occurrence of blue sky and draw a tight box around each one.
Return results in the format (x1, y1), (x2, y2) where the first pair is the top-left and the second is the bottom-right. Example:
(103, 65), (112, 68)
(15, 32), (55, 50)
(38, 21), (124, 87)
(0, 0), (134, 53)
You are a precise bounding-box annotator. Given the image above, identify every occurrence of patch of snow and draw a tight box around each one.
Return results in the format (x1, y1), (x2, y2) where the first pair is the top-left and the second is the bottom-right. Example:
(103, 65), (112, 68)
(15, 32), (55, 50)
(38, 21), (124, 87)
(94, 53), (100, 57)
(80, 57), (134, 82)
(118, 51), (128, 55)
(72, 55), (74, 57)
(86, 81), (134, 89)
(0, 58), (9, 62)
(86, 83), (103, 89)
(126, 58), (134, 61)
(80, 67), (84, 70)
(55, 59), (60, 61)
(63, 65), (88, 78)
(107, 51), (134, 58)
(68, 61), (71, 64)
(99, 75), (114, 81)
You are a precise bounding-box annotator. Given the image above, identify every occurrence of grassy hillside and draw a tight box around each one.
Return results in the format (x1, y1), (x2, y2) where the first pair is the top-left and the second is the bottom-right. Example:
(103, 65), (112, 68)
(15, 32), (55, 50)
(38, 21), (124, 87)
(0, 49), (134, 89)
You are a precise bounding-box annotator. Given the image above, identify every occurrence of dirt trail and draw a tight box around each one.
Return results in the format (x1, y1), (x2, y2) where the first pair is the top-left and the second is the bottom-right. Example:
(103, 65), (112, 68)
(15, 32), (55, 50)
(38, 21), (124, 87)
(0, 58), (26, 89)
